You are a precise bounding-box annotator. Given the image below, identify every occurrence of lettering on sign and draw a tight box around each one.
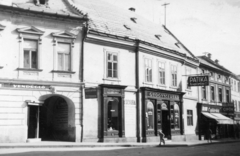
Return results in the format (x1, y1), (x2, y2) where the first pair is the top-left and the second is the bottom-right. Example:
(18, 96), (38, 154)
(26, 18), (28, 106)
(106, 89), (121, 94)
(221, 106), (234, 114)
(125, 100), (136, 105)
(85, 88), (97, 99)
(188, 76), (209, 86)
(2, 83), (50, 89)
(146, 91), (179, 100)
(209, 108), (220, 113)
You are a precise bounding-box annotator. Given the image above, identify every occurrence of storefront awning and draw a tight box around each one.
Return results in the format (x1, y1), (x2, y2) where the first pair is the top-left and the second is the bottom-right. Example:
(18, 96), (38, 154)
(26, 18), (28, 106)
(202, 112), (234, 124)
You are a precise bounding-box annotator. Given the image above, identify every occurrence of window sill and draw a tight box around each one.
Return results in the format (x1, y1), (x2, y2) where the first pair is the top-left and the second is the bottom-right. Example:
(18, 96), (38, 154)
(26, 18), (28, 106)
(103, 78), (121, 82)
(169, 86), (178, 89)
(143, 82), (154, 86)
(51, 70), (75, 74)
(156, 84), (166, 87)
(17, 68), (43, 72)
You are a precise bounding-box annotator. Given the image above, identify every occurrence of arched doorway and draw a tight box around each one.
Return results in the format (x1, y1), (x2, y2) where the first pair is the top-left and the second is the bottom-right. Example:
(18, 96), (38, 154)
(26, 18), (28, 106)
(38, 95), (75, 142)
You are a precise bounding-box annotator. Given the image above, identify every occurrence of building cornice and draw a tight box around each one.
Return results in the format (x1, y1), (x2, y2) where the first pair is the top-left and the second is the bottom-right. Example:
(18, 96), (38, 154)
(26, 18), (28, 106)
(0, 78), (84, 87)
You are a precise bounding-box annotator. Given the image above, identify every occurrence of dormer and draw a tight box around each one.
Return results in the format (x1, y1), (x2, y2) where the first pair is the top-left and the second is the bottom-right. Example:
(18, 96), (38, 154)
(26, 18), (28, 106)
(36, 0), (49, 6)
(0, 24), (6, 31)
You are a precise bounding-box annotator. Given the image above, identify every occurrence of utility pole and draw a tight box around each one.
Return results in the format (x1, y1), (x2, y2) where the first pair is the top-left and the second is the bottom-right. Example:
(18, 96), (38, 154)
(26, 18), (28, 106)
(162, 3), (170, 26)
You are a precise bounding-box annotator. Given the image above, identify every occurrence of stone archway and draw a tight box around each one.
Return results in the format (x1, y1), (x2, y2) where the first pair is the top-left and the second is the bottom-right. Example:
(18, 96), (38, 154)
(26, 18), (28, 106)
(38, 94), (75, 142)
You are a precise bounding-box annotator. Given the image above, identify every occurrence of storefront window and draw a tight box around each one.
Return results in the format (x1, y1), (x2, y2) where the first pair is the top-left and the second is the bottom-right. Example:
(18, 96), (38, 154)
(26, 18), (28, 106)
(170, 103), (180, 130)
(146, 101), (154, 130)
(107, 98), (119, 131)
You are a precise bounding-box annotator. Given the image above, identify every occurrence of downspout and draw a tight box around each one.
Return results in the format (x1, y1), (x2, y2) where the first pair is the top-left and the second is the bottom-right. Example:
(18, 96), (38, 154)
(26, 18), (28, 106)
(135, 39), (141, 142)
(80, 22), (89, 142)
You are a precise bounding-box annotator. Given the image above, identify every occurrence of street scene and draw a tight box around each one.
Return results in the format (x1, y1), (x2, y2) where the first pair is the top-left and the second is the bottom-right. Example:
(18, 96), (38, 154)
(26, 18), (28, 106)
(0, 0), (240, 155)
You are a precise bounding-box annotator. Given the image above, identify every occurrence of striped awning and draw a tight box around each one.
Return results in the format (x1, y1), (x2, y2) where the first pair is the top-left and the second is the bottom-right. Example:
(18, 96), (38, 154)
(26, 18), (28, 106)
(202, 112), (234, 124)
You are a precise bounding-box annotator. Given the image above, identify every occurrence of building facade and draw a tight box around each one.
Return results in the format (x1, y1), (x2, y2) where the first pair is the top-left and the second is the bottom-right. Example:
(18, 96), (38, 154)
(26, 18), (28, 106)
(230, 74), (240, 124)
(0, 0), (86, 143)
(197, 54), (235, 140)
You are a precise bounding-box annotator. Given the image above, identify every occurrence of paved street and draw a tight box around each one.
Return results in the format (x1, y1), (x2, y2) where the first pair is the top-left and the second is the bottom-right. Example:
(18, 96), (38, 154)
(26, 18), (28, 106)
(1, 142), (240, 156)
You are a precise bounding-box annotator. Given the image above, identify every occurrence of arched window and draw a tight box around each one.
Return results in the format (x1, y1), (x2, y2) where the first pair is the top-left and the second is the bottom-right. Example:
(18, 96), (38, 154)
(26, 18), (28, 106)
(174, 103), (180, 129)
(146, 101), (154, 130)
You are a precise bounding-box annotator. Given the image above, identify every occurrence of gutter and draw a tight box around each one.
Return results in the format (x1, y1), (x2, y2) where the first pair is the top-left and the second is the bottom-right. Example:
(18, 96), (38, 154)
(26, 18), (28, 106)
(135, 39), (141, 142)
(80, 22), (89, 142)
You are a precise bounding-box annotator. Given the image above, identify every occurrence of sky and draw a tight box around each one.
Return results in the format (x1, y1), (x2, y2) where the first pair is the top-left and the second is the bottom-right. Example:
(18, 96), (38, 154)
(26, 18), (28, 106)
(102, 0), (240, 75)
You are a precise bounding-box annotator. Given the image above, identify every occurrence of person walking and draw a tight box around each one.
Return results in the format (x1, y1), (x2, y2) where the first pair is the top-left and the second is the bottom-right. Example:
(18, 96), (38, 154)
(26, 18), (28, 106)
(207, 128), (212, 143)
(158, 130), (165, 146)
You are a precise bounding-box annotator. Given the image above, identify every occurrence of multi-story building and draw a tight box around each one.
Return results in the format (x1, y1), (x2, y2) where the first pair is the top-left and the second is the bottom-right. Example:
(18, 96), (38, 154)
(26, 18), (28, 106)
(197, 54), (235, 139)
(73, 0), (199, 142)
(230, 74), (240, 124)
(0, 0), (86, 143)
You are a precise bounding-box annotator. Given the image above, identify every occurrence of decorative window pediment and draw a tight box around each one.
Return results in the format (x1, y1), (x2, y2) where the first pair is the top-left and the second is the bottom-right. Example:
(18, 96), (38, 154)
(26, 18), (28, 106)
(0, 24), (6, 30)
(52, 31), (76, 39)
(17, 26), (44, 35)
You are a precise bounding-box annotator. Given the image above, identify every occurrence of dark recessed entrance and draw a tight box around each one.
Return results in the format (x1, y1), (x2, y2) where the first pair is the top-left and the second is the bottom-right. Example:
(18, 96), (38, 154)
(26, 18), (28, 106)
(27, 95), (75, 142)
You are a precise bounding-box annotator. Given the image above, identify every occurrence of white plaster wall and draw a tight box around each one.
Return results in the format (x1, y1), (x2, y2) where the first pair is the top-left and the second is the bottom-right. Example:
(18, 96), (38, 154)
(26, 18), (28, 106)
(0, 12), (82, 82)
(84, 43), (135, 87)
(183, 99), (198, 135)
(124, 91), (137, 137)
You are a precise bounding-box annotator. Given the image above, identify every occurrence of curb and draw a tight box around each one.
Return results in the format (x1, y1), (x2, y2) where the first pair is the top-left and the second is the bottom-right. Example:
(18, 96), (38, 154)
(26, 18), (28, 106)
(0, 140), (239, 149)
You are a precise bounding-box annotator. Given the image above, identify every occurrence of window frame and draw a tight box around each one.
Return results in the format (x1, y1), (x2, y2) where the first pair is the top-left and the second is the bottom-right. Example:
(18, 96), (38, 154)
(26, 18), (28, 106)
(51, 31), (76, 74)
(144, 57), (153, 83)
(57, 42), (71, 72)
(202, 86), (207, 100)
(218, 87), (223, 102)
(106, 52), (119, 79)
(186, 66), (191, 90)
(170, 64), (178, 87)
(187, 110), (193, 126)
(157, 60), (166, 85)
(17, 26), (44, 71)
(210, 85), (215, 102)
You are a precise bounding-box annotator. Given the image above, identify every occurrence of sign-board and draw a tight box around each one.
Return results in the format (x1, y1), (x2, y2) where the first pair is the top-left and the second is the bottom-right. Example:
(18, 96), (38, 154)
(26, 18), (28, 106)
(2, 83), (50, 90)
(221, 103), (234, 114)
(188, 75), (209, 86)
(85, 88), (97, 99)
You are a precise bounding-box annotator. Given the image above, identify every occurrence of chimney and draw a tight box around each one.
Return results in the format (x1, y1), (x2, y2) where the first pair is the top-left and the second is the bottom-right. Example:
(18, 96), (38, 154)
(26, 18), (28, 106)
(0, 0), (12, 6)
(207, 53), (212, 59)
(215, 59), (219, 64)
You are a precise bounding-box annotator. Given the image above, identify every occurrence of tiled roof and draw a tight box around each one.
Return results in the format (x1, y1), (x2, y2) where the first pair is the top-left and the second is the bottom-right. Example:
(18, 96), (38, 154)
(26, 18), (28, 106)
(72, 0), (196, 59)
(11, 1), (83, 18)
(198, 56), (231, 74)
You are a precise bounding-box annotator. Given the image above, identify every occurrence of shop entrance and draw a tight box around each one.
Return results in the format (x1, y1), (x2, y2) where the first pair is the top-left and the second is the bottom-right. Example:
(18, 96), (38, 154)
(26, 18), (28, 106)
(27, 95), (75, 142)
(162, 110), (169, 138)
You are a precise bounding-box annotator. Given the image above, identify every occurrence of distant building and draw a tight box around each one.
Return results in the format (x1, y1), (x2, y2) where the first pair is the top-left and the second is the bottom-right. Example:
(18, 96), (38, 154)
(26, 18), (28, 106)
(230, 74), (240, 124)
(197, 54), (235, 140)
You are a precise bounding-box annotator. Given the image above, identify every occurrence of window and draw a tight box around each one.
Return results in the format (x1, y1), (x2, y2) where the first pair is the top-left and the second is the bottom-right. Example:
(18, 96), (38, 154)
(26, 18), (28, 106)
(210, 72), (214, 79)
(187, 110), (193, 126)
(211, 86), (215, 101)
(226, 89), (230, 103)
(218, 88), (222, 102)
(238, 82), (240, 93)
(202, 86), (207, 100)
(146, 101), (154, 130)
(158, 62), (165, 85)
(23, 40), (38, 69)
(57, 43), (71, 71)
(107, 52), (118, 78)
(231, 79), (233, 90)
(145, 58), (152, 82)
(234, 80), (237, 91)
(171, 65), (177, 87)
(186, 67), (191, 89)
(238, 101), (240, 112)
(234, 100), (237, 112)
(170, 103), (180, 130)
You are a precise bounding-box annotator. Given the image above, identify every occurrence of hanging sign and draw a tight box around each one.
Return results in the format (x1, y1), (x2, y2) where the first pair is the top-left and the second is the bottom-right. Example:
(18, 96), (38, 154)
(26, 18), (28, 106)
(188, 75), (209, 86)
(85, 88), (97, 99)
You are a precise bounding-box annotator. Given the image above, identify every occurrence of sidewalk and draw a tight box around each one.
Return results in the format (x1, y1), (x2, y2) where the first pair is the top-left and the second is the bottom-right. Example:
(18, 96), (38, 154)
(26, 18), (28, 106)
(1, 138), (240, 149)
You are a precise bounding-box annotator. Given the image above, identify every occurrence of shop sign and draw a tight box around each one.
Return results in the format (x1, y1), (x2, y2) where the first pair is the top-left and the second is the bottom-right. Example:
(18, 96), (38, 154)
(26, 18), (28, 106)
(2, 83), (50, 89)
(221, 106), (234, 114)
(85, 88), (97, 99)
(209, 108), (220, 113)
(146, 91), (179, 100)
(125, 100), (136, 105)
(105, 88), (121, 95)
(188, 75), (209, 86)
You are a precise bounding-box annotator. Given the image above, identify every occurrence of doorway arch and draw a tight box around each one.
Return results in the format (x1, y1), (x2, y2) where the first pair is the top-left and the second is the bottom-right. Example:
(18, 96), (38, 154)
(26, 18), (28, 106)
(38, 94), (75, 142)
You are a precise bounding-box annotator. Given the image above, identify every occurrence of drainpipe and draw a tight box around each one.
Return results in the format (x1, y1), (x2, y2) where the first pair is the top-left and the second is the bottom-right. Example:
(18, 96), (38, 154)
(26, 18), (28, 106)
(135, 39), (141, 142)
(80, 22), (89, 142)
